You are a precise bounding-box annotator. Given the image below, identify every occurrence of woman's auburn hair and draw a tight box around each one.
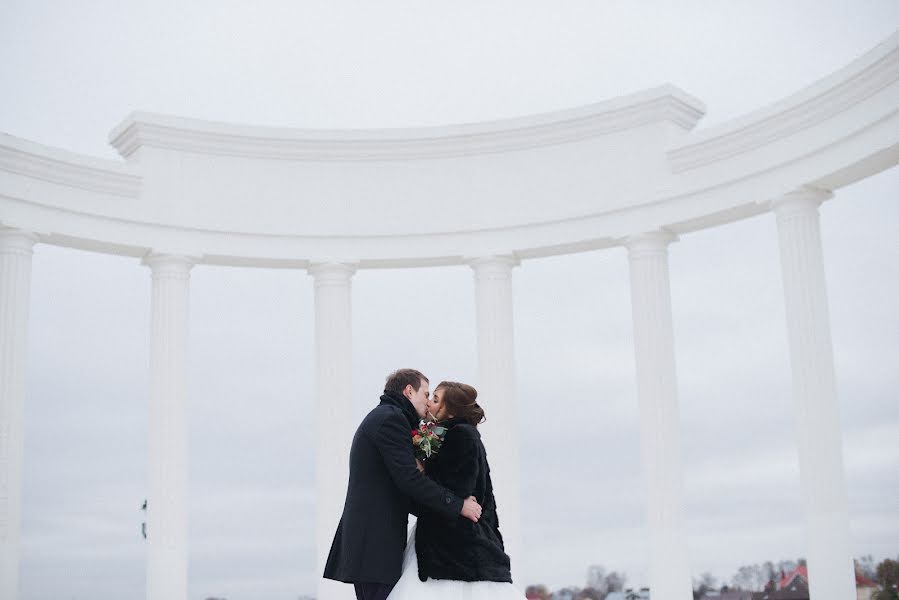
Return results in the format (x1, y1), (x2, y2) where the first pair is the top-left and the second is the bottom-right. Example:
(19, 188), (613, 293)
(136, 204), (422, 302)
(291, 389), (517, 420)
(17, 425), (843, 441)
(435, 381), (486, 426)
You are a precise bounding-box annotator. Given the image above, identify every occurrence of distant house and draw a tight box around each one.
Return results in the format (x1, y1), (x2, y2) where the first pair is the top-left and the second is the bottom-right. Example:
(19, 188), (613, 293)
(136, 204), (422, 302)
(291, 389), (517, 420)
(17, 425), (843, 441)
(606, 588), (650, 600)
(778, 566), (808, 591)
(755, 564), (879, 600)
(744, 566), (811, 600)
(855, 572), (879, 600)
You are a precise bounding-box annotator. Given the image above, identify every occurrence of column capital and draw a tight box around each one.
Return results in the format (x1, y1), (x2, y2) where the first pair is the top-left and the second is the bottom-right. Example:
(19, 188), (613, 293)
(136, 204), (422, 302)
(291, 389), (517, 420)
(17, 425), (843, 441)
(770, 186), (833, 217)
(142, 253), (196, 279)
(623, 230), (678, 258)
(307, 261), (357, 285)
(0, 227), (40, 255)
(465, 254), (520, 275)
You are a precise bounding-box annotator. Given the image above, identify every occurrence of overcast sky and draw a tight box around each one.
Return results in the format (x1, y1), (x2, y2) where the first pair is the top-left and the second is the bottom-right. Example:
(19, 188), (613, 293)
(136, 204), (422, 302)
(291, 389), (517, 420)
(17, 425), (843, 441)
(1, 1), (898, 599)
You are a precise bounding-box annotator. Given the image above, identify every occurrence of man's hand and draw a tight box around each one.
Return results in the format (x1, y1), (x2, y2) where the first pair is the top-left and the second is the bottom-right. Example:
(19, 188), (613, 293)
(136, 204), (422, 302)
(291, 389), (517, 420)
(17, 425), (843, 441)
(415, 459), (425, 474)
(460, 496), (482, 523)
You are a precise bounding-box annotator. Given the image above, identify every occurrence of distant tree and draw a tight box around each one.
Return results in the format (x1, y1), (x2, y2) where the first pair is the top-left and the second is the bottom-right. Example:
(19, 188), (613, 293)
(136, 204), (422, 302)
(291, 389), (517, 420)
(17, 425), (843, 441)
(857, 555), (878, 580)
(605, 571), (626, 594)
(693, 572), (718, 599)
(732, 564), (767, 591)
(585, 565), (626, 598)
(763, 561), (777, 585)
(872, 556), (891, 582)
(873, 559), (899, 600)
(577, 587), (603, 600)
(775, 559), (798, 578)
(587, 565), (607, 589)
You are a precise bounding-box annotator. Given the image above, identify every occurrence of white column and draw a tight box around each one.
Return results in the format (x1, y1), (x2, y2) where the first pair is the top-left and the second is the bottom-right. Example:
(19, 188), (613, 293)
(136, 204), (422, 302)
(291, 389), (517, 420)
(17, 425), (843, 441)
(772, 188), (855, 600)
(624, 231), (692, 600)
(0, 228), (38, 600)
(143, 253), (194, 600)
(468, 256), (522, 583)
(309, 262), (355, 600)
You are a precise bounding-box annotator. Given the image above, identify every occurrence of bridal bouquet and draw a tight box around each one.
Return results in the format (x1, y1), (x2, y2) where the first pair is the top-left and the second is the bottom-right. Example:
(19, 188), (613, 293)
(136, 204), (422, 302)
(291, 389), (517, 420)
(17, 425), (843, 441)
(411, 420), (447, 461)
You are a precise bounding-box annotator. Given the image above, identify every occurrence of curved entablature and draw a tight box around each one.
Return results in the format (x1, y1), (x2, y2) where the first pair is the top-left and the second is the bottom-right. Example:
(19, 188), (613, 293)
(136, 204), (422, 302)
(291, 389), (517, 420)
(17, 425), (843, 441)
(669, 31), (899, 173)
(1, 32), (897, 268)
(108, 85), (705, 161)
(0, 134), (140, 197)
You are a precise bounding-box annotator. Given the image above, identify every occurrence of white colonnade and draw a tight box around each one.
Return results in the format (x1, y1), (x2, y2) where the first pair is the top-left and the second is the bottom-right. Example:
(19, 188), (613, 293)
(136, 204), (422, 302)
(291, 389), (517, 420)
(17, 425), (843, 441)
(625, 232), (694, 600)
(310, 262), (356, 600)
(0, 228), (38, 600)
(144, 254), (194, 600)
(772, 189), (856, 600)
(0, 207), (865, 600)
(469, 256), (522, 583)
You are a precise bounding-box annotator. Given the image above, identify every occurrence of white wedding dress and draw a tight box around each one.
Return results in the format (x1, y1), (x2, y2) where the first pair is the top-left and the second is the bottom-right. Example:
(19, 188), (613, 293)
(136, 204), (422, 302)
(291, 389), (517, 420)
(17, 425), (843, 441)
(386, 524), (525, 599)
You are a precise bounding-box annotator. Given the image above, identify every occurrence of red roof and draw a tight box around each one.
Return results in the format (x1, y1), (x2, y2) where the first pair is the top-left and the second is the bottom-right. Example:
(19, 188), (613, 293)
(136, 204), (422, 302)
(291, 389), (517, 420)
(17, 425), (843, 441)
(777, 564), (878, 589)
(856, 572), (878, 587)
(779, 566), (808, 590)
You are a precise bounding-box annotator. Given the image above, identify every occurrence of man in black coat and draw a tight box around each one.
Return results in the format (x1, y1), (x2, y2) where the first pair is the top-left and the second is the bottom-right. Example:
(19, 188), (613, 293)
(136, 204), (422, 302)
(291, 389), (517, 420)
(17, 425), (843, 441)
(323, 369), (483, 600)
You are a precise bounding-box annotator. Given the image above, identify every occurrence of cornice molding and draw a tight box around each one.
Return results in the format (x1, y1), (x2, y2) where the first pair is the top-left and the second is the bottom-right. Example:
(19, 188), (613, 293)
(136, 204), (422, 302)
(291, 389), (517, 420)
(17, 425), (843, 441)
(0, 133), (141, 198)
(0, 134), (140, 197)
(669, 31), (899, 173)
(108, 85), (705, 161)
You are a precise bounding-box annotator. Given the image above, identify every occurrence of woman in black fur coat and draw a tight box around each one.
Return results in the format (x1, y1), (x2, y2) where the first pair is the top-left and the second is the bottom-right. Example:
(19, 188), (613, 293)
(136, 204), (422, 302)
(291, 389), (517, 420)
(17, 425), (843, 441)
(386, 382), (523, 599)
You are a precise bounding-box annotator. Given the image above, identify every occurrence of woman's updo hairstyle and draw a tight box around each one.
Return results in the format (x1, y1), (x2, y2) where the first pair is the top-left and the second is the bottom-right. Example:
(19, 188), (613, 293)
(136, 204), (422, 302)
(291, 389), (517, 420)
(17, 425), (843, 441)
(436, 381), (486, 426)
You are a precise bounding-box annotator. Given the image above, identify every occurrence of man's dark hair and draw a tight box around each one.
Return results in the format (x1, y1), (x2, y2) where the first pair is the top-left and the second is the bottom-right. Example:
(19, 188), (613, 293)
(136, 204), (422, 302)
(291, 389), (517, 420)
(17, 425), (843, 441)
(384, 368), (428, 395)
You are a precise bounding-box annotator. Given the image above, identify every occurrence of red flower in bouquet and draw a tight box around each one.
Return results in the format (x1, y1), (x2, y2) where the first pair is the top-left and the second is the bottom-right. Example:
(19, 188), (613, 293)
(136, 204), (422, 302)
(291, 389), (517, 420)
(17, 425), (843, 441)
(411, 420), (447, 461)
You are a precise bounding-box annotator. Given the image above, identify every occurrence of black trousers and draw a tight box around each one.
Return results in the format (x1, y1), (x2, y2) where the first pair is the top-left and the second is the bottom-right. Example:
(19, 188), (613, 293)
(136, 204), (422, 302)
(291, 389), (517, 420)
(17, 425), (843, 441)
(354, 582), (395, 600)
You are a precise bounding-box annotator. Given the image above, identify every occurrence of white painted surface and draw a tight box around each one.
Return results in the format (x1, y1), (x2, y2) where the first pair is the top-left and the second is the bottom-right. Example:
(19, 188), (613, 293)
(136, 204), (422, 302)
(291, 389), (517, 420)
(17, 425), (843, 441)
(625, 232), (692, 600)
(773, 189), (856, 600)
(470, 256), (522, 584)
(310, 263), (356, 600)
(0, 228), (38, 600)
(145, 254), (193, 600)
(0, 33), (896, 264)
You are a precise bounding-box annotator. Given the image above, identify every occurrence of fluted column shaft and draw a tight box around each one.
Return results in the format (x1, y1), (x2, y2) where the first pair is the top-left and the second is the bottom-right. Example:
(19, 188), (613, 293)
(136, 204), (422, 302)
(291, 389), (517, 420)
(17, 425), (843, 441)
(310, 263), (355, 600)
(773, 190), (854, 600)
(469, 256), (521, 582)
(625, 232), (692, 600)
(0, 228), (38, 600)
(144, 254), (193, 600)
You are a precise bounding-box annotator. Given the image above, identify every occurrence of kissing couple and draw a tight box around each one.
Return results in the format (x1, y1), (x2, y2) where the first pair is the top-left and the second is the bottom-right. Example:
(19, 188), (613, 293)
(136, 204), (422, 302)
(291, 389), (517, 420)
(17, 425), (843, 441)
(323, 368), (524, 599)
